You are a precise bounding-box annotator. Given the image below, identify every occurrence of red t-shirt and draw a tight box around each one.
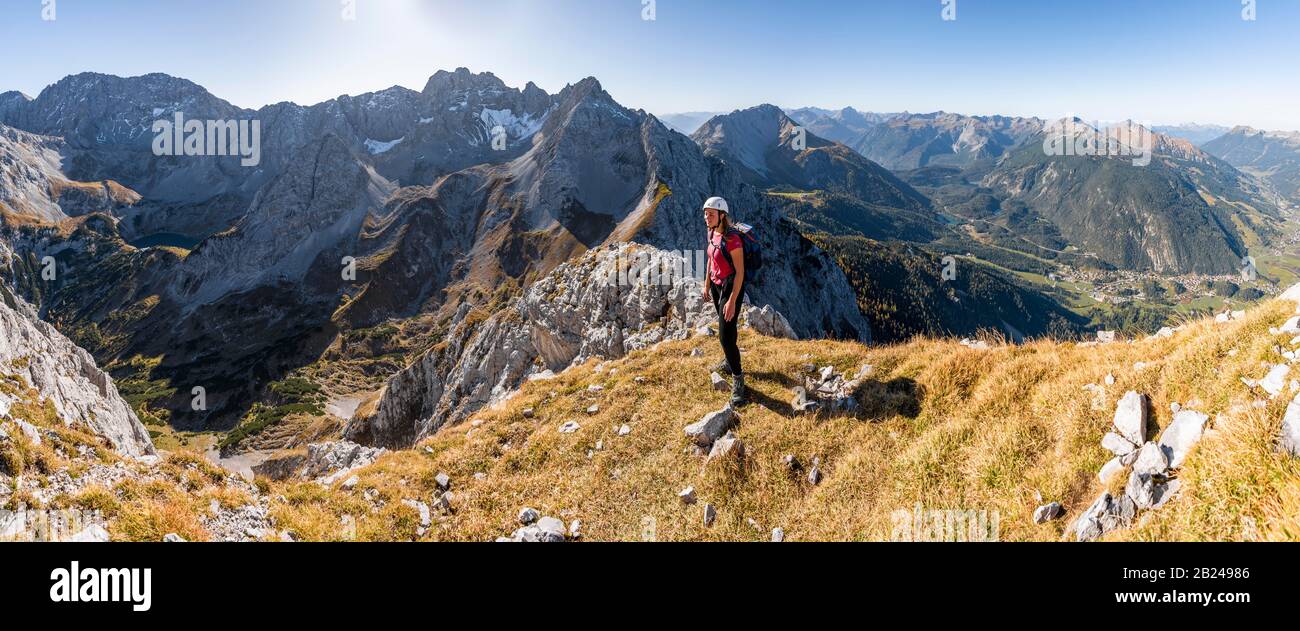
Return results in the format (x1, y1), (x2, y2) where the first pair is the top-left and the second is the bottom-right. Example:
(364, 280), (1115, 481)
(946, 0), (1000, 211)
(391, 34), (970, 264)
(708, 230), (743, 285)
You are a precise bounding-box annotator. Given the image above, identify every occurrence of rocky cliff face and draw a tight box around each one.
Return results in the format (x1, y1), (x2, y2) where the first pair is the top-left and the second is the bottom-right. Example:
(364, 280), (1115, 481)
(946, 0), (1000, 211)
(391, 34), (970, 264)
(0, 285), (154, 457)
(348, 244), (729, 448)
(173, 134), (395, 309)
(0, 123), (141, 223)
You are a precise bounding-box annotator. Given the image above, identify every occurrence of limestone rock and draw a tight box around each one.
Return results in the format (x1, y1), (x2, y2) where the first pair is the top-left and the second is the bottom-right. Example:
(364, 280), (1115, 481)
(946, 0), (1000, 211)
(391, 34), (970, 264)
(1279, 392), (1300, 457)
(1102, 432), (1138, 458)
(0, 294), (154, 457)
(742, 304), (796, 339)
(1033, 502), (1063, 524)
(679, 486), (697, 505)
(684, 406), (737, 447)
(1159, 410), (1208, 469)
(300, 441), (386, 484)
(1113, 391), (1148, 445)
(1132, 442), (1168, 476)
(705, 431), (745, 466)
(1281, 316), (1300, 335)
(1260, 364), (1291, 398)
(1098, 457), (1126, 484)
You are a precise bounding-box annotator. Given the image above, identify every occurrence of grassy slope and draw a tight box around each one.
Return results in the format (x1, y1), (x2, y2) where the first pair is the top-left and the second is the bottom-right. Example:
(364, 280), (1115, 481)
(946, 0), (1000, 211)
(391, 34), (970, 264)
(265, 297), (1300, 542)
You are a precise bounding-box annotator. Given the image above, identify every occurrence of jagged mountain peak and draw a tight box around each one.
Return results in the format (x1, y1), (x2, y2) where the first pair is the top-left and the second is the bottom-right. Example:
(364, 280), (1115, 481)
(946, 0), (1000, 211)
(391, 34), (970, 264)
(421, 67), (512, 100)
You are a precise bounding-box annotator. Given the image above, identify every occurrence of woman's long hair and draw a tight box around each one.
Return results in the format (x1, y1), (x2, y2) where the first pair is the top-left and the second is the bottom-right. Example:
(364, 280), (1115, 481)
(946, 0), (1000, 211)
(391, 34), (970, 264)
(710, 211), (732, 240)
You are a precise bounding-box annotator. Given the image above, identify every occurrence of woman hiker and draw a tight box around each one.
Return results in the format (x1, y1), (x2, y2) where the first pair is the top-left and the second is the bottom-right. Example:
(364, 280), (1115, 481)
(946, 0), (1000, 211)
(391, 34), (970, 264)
(702, 196), (746, 406)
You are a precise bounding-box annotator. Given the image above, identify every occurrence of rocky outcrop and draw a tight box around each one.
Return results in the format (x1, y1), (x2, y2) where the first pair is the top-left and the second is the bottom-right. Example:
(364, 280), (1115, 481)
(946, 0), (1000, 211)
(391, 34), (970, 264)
(1280, 392), (1300, 457)
(348, 244), (721, 448)
(0, 291), (153, 457)
(742, 304), (796, 339)
(791, 363), (872, 416)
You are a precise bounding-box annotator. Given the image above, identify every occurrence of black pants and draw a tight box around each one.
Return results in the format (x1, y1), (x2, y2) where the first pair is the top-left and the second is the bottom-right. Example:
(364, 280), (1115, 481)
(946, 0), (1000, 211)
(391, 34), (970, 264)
(710, 274), (742, 376)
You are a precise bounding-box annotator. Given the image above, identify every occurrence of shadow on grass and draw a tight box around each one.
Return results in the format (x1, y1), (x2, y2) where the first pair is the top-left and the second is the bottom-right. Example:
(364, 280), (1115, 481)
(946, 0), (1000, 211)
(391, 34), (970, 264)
(855, 377), (924, 421)
(739, 373), (924, 422)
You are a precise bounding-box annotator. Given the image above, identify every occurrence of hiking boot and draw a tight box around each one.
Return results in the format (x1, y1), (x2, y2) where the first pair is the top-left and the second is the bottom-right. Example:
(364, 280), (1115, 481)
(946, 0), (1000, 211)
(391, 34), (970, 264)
(730, 374), (747, 407)
(712, 360), (731, 375)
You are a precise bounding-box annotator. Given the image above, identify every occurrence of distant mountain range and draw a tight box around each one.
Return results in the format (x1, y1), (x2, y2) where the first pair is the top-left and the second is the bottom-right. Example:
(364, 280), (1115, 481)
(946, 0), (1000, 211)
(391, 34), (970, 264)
(656, 111), (722, 135)
(1203, 126), (1300, 202)
(1153, 123), (1232, 146)
(783, 107), (897, 145)
(692, 105), (929, 212)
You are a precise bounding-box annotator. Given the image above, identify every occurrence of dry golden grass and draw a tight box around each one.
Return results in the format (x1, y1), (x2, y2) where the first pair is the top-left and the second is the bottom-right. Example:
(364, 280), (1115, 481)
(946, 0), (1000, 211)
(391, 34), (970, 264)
(256, 297), (1300, 541)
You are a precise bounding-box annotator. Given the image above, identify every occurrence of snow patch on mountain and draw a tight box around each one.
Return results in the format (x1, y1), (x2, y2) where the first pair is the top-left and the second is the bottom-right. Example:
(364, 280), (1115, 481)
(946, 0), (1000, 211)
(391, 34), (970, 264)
(364, 137), (405, 154)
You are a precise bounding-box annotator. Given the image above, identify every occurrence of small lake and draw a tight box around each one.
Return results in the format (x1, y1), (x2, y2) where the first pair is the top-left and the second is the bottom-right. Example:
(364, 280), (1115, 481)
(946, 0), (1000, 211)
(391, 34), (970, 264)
(129, 232), (201, 250)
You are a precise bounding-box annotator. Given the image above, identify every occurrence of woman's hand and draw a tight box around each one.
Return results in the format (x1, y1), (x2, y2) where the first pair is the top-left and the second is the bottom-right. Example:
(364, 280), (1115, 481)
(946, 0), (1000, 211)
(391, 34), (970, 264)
(724, 298), (737, 323)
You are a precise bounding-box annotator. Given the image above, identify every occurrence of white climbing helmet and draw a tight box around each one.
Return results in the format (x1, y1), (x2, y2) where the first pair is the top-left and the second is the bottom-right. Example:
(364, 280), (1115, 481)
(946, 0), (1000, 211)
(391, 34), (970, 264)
(703, 196), (729, 214)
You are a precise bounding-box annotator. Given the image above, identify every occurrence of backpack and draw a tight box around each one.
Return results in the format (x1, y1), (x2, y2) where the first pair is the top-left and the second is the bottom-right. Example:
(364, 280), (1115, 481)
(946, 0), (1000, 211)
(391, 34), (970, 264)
(716, 223), (763, 282)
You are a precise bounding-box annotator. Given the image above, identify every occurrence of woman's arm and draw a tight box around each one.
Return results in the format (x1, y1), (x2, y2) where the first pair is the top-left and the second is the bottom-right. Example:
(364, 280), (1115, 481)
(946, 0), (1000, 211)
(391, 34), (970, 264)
(725, 242), (744, 322)
(702, 231), (711, 299)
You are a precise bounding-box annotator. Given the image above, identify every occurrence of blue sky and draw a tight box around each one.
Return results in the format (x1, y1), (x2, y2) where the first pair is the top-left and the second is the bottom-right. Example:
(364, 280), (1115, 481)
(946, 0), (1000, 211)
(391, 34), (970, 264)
(3, 0), (1298, 130)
